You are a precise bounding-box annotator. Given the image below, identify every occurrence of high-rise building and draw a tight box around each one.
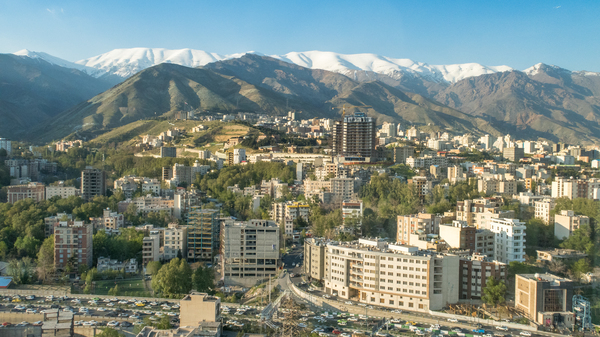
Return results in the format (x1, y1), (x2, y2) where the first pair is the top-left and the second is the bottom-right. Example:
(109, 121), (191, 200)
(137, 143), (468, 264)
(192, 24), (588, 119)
(503, 146), (524, 162)
(81, 167), (106, 201)
(46, 181), (80, 200)
(271, 201), (310, 235)
(54, 221), (93, 271)
(142, 230), (161, 265)
(490, 218), (526, 263)
(187, 207), (219, 262)
(332, 112), (376, 159)
(163, 223), (187, 261)
(534, 199), (555, 225)
(459, 254), (507, 300)
(220, 219), (280, 286)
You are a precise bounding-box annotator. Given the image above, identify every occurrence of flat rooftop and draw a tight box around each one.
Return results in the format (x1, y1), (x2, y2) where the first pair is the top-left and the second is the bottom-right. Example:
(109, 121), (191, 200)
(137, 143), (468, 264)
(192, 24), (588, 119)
(519, 273), (572, 282)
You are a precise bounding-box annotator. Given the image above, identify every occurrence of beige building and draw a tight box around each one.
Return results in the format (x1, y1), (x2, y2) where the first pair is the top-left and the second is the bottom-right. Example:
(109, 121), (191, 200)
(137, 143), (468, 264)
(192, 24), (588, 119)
(515, 273), (574, 328)
(554, 210), (589, 240)
(456, 198), (514, 229)
(320, 238), (459, 312)
(396, 213), (444, 244)
(46, 181), (80, 200)
(54, 221), (93, 271)
(459, 253), (507, 300)
(7, 182), (45, 204)
(142, 230), (161, 265)
(220, 219), (280, 286)
(180, 292), (221, 326)
(534, 199), (555, 225)
(304, 238), (327, 281)
(477, 176), (518, 195)
(438, 221), (476, 251)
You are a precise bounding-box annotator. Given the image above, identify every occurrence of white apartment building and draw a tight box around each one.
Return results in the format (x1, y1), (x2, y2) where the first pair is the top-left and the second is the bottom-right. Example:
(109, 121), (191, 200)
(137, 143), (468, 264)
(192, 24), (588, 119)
(554, 210), (589, 240)
(490, 218), (526, 263)
(552, 177), (578, 199)
(220, 219), (280, 286)
(114, 176), (162, 198)
(142, 231), (161, 265)
(456, 198), (515, 229)
(322, 238), (459, 312)
(534, 199), (555, 225)
(163, 223), (187, 261)
(0, 138), (12, 155)
(46, 182), (80, 200)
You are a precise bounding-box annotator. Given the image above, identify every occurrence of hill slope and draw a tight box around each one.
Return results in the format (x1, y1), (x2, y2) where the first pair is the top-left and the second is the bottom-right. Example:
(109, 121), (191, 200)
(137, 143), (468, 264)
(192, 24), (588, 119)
(38, 55), (505, 142)
(0, 54), (113, 139)
(435, 65), (600, 144)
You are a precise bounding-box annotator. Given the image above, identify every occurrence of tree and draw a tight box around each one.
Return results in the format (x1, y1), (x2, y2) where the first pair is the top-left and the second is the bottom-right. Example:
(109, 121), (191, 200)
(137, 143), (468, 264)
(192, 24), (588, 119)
(156, 315), (172, 329)
(147, 261), (162, 276)
(7, 257), (35, 284)
(193, 265), (214, 293)
(570, 258), (592, 281)
(482, 276), (507, 307)
(37, 236), (55, 283)
(151, 258), (193, 297)
(108, 284), (120, 296)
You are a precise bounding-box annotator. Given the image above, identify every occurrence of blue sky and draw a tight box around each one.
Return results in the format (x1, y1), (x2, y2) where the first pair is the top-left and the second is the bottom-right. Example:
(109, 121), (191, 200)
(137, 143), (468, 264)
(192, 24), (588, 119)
(0, 0), (598, 71)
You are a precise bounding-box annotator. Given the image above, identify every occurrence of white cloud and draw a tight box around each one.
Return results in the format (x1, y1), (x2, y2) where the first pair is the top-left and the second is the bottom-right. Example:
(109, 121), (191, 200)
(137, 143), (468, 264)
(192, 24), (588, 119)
(46, 8), (55, 14)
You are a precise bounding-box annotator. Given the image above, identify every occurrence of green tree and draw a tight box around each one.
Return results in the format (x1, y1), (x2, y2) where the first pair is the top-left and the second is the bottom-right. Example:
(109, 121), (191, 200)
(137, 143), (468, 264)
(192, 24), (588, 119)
(37, 235), (55, 283)
(151, 258), (193, 297)
(193, 265), (214, 293)
(147, 261), (162, 276)
(156, 315), (172, 329)
(570, 258), (592, 281)
(7, 257), (35, 284)
(482, 276), (507, 307)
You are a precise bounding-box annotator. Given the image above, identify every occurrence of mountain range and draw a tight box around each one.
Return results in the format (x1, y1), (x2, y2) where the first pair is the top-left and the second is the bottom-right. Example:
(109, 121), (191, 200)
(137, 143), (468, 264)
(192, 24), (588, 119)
(3, 47), (600, 144)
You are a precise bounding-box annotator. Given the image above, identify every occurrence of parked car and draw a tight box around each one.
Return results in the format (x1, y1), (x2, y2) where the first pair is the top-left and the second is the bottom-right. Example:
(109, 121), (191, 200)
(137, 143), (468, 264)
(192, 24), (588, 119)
(495, 326), (509, 331)
(520, 332), (532, 336)
(447, 318), (458, 323)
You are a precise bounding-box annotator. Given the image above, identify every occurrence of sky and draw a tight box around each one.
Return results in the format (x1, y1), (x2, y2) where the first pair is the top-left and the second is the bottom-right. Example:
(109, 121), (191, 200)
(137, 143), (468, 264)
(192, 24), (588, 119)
(0, 0), (599, 71)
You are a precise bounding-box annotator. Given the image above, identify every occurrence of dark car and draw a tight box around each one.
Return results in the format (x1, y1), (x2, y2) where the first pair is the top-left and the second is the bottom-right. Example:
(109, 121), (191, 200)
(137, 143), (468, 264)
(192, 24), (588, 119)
(50, 304), (60, 309)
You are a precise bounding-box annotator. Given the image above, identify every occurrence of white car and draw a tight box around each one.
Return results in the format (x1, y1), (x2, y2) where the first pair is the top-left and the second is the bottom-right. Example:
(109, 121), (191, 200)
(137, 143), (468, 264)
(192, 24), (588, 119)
(495, 326), (508, 331)
(345, 301), (353, 304)
(447, 318), (458, 323)
(97, 307), (106, 312)
(107, 321), (119, 327)
(130, 315), (141, 319)
(71, 299), (81, 304)
(25, 295), (35, 300)
(520, 332), (532, 336)
(26, 309), (37, 314)
(322, 294), (331, 299)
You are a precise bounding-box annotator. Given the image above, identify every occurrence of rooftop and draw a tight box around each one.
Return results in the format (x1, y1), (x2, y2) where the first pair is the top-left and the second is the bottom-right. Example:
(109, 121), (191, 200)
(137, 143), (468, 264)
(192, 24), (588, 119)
(519, 273), (572, 283)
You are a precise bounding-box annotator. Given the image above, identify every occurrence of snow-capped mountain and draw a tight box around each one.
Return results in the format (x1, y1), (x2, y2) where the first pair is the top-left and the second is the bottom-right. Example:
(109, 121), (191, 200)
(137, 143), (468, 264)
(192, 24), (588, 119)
(272, 51), (512, 83)
(71, 48), (513, 84)
(75, 48), (252, 78)
(13, 49), (95, 73)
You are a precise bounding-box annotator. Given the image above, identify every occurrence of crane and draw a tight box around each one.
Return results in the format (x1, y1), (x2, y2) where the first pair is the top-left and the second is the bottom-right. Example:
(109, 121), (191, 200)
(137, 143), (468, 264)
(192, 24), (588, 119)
(334, 104), (372, 118)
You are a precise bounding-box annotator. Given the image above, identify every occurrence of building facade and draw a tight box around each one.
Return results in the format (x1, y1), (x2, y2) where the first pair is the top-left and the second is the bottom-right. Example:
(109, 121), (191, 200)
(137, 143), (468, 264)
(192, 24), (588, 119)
(53, 221), (93, 271)
(332, 112), (376, 159)
(187, 208), (219, 262)
(81, 167), (106, 201)
(7, 182), (45, 204)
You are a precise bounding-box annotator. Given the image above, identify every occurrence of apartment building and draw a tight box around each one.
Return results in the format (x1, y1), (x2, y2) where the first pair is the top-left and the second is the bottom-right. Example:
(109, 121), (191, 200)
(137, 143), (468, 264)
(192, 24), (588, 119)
(447, 165), (465, 184)
(53, 221), (93, 271)
(163, 223), (187, 261)
(220, 219), (280, 286)
(81, 167), (106, 201)
(515, 273), (574, 328)
(396, 213), (444, 244)
(332, 112), (376, 159)
(438, 221), (476, 251)
(304, 179), (332, 201)
(474, 229), (496, 257)
(503, 146), (525, 162)
(174, 190), (203, 220)
(97, 257), (138, 274)
(533, 199), (555, 225)
(490, 218), (527, 263)
(118, 195), (174, 216)
(7, 182), (45, 204)
(330, 177), (359, 203)
(44, 213), (72, 238)
(304, 238), (327, 281)
(260, 178), (288, 198)
(315, 163), (349, 179)
(552, 177), (579, 199)
(393, 146), (414, 164)
(459, 253), (507, 300)
(320, 238), (459, 312)
(89, 208), (124, 231)
(0, 138), (12, 155)
(187, 207), (219, 262)
(406, 155), (449, 169)
(46, 181), (80, 200)
(114, 176), (162, 199)
(477, 176), (518, 195)
(456, 198), (514, 229)
(408, 176), (434, 203)
(554, 210), (589, 240)
(271, 201), (310, 235)
(142, 230), (161, 265)
(342, 200), (363, 226)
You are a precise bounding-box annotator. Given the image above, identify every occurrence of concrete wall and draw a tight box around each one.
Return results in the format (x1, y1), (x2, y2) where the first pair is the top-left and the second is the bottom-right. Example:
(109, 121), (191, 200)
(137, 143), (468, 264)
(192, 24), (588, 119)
(0, 312), (44, 323)
(0, 326), (41, 337)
